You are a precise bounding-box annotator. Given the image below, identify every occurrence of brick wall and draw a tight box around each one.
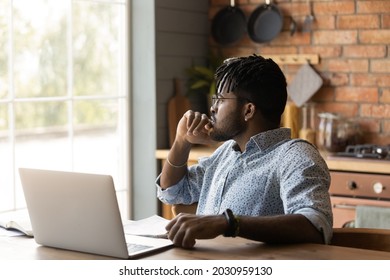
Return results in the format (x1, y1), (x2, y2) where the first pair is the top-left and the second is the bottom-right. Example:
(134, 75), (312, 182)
(209, 0), (390, 145)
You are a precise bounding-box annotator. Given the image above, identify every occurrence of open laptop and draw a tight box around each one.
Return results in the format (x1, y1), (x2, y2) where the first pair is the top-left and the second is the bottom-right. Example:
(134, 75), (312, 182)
(19, 168), (172, 259)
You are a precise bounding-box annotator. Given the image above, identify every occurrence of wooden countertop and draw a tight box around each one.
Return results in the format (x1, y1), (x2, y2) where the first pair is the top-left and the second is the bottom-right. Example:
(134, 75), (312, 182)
(325, 155), (390, 174)
(156, 146), (390, 175)
(156, 146), (213, 161)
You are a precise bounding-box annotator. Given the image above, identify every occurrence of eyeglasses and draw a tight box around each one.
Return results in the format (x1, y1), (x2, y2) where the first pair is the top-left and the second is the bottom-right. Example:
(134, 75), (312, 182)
(211, 95), (241, 107)
(211, 95), (251, 107)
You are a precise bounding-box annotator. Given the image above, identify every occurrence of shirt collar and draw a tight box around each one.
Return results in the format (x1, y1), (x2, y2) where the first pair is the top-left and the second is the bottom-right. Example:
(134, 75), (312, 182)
(246, 128), (292, 152)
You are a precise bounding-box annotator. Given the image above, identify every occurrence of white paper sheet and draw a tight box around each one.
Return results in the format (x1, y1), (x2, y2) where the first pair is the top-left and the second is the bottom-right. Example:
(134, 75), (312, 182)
(123, 215), (169, 238)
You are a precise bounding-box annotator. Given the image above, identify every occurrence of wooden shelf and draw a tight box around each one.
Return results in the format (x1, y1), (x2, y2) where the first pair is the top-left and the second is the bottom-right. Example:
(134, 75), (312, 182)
(263, 54), (319, 65)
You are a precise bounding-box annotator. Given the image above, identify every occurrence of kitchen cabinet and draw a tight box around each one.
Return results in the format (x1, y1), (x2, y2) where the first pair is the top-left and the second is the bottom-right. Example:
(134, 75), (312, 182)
(326, 156), (390, 227)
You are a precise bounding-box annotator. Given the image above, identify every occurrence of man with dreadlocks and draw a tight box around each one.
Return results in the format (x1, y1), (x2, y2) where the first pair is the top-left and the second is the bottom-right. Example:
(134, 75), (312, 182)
(156, 54), (332, 249)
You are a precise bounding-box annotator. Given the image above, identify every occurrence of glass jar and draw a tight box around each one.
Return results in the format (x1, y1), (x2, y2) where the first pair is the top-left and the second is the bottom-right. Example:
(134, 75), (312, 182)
(324, 114), (345, 152)
(317, 113), (342, 152)
(316, 113), (360, 153)
(316, 113), (334, 151)
(340, 120), (361, 147)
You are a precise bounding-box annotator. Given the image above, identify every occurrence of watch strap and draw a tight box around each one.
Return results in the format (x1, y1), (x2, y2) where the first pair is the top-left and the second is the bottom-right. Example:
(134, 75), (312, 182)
(222, 209), (239, 237)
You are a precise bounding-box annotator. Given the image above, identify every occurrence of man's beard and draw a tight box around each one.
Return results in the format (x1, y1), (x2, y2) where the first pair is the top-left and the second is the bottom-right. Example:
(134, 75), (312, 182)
(209, 112), (246, 142)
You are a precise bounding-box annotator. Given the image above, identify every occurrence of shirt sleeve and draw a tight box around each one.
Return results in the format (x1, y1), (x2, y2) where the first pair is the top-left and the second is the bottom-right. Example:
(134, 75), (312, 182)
(156, 142), (232, 206)
(279, 140), (333, 244)
(155, 163), (205, 205)
(156, 174), (188, 204)
(295, 207), (333, 244)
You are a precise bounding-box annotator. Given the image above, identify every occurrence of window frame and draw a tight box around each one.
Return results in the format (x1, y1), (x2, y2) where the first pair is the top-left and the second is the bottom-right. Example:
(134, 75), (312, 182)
(0, 0), (130, 218)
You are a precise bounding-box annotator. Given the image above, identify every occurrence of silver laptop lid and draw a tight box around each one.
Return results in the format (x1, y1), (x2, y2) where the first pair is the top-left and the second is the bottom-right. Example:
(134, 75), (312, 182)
(19, 168), (129, 259)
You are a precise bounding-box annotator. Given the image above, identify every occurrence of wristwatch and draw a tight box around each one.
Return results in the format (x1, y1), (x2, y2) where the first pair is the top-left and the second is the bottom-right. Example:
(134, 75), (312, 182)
(222, 209), (240, 237)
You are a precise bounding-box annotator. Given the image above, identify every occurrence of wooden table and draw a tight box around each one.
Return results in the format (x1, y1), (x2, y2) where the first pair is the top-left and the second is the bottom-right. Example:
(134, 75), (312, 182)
(2, 235), (390, 260)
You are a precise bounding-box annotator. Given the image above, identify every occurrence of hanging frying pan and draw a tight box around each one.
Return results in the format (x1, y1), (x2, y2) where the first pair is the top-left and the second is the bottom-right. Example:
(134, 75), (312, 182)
(211, 0), (246, 46)
(248, 0), (283, 43)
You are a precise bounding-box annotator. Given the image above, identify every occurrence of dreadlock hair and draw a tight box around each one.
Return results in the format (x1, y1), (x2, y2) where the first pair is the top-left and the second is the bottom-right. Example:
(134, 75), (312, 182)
(215, 54), (287, 126)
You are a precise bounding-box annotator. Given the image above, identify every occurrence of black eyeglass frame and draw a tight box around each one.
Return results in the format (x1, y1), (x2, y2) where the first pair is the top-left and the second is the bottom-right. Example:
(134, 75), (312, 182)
(211, 95), (250, 107)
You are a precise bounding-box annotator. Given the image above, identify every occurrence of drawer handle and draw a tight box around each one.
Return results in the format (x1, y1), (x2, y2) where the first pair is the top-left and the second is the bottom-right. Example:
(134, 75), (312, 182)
(333, 204), (356, 209)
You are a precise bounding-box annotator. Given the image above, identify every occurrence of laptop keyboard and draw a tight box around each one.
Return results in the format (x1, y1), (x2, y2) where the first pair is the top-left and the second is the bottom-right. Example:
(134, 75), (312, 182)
(127, 243), (153, 253)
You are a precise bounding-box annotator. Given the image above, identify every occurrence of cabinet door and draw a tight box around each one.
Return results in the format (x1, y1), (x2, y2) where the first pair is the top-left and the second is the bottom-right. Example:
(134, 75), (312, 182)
(331, 196), (390, 228)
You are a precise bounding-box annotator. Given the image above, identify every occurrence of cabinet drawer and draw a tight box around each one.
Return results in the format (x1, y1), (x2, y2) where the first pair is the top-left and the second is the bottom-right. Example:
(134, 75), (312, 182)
(330, 171), (390, 199)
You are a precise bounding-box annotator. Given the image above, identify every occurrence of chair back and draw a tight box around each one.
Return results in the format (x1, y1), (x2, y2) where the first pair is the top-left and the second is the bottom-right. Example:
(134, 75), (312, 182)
(331, 228), (390, 252)
(171, 203), (197, 216)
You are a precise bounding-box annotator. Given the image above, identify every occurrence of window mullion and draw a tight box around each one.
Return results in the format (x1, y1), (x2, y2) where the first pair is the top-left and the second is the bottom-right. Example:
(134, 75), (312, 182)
(8, 0), (16, 210)
(67, 0), (74, 170)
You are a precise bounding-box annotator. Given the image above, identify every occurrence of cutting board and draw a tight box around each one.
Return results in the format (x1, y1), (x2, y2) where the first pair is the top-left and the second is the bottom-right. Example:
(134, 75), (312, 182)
(168, 78), (191, 147)
(281, 101), (300, 138)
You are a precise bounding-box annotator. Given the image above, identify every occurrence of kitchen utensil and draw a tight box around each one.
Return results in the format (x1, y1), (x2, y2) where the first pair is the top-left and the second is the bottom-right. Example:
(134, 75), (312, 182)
(302, 0), (314, 33)
(211, 0), (246, 45)
(287, 63), (323, 107)
(299, 102), (316, 144)
(247, 0), (283, 43)
(167, 78), (191, 147)
(290, 16), (297, 36)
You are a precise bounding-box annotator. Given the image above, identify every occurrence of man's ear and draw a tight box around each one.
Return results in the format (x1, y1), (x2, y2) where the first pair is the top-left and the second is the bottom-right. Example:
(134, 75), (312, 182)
(243, 102), (256, 121)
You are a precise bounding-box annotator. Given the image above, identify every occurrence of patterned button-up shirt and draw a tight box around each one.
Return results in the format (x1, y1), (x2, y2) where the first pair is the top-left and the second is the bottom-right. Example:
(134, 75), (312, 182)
(156, 128), (333, 243)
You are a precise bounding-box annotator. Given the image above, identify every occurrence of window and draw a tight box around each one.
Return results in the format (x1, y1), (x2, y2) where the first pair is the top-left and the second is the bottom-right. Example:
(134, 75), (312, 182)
(0, 0), (129, 217)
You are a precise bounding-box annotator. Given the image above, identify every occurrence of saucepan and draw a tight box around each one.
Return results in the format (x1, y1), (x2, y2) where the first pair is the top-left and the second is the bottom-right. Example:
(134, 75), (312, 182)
(211, 0), (247, 45)
(247, 0), (283, 43)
